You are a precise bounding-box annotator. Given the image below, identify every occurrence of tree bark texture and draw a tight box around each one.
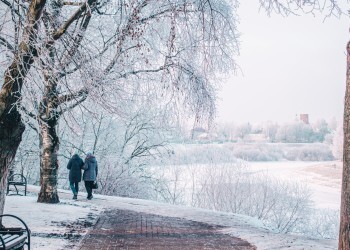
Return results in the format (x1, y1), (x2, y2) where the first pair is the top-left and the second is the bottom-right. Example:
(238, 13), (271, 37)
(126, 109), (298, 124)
(339, 40), (350, 250)
(37, 119), (60, 203)
(0, 0), (46, 216)
(36, 36), (61, 203)
(0, 116), (24, 217)
(37, 77), (60, 203)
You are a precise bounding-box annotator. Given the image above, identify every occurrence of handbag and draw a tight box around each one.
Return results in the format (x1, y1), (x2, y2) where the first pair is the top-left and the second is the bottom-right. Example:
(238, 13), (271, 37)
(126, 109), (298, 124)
(91, 181), (98, 189)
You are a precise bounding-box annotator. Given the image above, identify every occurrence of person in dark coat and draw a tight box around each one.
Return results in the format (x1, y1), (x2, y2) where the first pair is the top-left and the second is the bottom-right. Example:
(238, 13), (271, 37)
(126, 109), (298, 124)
(67, 153), (84, 199)
(83, 152), (98, 200)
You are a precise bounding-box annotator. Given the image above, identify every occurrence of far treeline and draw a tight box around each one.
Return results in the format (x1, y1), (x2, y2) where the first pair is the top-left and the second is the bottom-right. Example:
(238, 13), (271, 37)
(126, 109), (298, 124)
(207, 119), (340, 144)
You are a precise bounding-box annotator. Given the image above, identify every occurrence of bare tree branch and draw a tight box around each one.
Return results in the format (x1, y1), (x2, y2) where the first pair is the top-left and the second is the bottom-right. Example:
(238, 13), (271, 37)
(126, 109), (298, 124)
(0, 36), (14, 52)
(58, 94), (87, 115)
(0, 0), (24, 20)
(58, 87), (88, 104)
(59, 13), (92, 67)
(19, 105), (36, 119)
(52, 0), (96, 40)
(116, 65), (170, 79)
(63, 1), (84, 6)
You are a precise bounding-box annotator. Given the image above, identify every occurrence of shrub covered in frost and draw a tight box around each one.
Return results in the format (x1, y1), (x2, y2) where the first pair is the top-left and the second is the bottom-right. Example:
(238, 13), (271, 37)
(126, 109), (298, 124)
(284, 144), (334, 161)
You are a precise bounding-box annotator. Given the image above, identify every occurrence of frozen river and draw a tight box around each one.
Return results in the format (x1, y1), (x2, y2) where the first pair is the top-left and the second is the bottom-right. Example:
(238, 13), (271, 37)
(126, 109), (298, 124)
(249, 161), (341, 210)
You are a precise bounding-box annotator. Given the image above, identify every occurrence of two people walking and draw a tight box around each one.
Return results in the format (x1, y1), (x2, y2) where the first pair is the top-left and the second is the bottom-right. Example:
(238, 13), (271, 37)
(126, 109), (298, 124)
(67, 152), (98, 200)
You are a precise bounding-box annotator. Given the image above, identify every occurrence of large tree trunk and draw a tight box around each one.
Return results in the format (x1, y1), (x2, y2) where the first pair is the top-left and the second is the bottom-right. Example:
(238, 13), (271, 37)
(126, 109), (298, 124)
(0, 0), (47, 216)
(0, 63), (31, 212)
(37, 119), (60, 203)
(0, 111), (25, 217)
(339, 41), (350, 250)
(36, 42), (61, 203)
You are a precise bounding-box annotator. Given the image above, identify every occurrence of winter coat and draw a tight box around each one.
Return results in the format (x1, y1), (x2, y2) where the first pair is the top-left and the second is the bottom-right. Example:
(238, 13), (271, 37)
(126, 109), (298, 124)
(67, 154), (84, 182)
(83, 154), (98, 181)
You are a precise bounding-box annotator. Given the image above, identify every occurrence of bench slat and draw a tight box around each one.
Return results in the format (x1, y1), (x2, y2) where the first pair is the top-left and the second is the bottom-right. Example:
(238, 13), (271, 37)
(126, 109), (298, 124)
(0, 234), (27, 249)
(0, 234), (12, 240)
(4, 234), (20, 243)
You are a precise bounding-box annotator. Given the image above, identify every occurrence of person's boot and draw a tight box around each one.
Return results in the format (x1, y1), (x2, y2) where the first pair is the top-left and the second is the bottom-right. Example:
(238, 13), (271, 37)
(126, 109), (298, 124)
(73, 193), (77, 200)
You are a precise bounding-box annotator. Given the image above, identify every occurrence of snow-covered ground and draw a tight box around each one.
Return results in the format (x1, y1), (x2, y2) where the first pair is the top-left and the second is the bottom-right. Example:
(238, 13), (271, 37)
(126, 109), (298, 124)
(3, 161), (341, 249)
(249, 161), (341, 209)
(4, 188), (102, 250)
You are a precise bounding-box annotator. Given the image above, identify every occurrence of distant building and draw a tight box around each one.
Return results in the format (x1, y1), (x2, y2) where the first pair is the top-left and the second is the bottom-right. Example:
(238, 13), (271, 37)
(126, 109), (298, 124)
(299, 114), (309, 124)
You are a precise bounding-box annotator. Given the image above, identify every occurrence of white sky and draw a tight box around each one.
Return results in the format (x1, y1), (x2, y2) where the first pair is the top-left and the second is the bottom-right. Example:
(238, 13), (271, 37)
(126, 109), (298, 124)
(217, 2), (349, 124)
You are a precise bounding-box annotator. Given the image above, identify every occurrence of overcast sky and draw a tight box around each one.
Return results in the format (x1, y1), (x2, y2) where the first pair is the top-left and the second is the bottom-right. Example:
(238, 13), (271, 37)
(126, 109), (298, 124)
(217, 2), (348, 125)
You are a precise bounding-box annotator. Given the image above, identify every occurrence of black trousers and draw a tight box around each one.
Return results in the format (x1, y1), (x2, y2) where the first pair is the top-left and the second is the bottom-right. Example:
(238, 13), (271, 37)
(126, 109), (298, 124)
(84, 181), (94, 197)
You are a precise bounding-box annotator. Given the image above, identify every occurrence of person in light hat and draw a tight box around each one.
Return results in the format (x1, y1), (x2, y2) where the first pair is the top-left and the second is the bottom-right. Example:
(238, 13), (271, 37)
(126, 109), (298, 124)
(83, 152), (98, 200)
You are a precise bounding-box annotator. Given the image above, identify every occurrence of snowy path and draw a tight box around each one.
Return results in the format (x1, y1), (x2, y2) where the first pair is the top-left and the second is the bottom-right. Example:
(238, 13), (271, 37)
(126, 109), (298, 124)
(82, 194), (336, 250)
(78, 209), (255, 249)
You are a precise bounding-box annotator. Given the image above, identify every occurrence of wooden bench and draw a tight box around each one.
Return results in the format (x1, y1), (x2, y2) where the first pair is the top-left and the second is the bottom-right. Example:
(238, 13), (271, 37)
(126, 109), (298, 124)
(0, 214), (30, 250)
(7, 174), (27, 196)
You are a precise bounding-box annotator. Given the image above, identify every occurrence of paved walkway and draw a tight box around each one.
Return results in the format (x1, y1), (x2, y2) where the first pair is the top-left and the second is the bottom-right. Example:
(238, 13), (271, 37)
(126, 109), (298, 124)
(78, 209), (256, 250)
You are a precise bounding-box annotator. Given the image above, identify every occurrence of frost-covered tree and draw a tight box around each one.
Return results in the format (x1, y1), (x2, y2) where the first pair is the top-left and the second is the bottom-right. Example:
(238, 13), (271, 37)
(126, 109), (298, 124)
(329, 117), (338, 131)
(215, 122), (236, 142)
(262, 121), (279, 142)
(313, 119), (330, 142)
(57, 100), (174, 198)
(275, 121), (314, 143)
(332, 124), (343, 160)
(0, 0), (239, 206)
(0, 0), (53, 215)
(10, 97), (175, 199)
(235, 122), (252, 140)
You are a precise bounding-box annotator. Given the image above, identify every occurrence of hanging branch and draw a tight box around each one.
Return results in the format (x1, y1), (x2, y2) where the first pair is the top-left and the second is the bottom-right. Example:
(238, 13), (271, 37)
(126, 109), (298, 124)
(52, 0), (97, 40)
